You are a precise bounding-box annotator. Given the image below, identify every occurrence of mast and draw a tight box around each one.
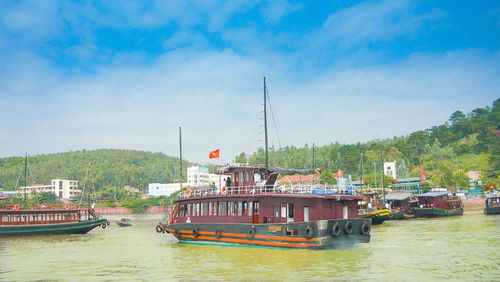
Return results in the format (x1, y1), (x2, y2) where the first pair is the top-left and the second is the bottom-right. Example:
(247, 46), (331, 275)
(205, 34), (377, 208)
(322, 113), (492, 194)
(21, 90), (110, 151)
(179, 126), (183, 192)
(360, 152), (363, 193)
(24, 152), (27, 208)
(264, 77), (269, 179)
(380, 147), (385, 201)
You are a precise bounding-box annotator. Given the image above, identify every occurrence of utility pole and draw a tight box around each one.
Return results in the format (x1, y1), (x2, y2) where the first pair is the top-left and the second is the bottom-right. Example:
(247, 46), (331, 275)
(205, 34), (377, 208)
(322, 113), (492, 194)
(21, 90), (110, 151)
(380, 148), (385, 201)
(179, 126), (183, 192)
(264, 77), (269, 179)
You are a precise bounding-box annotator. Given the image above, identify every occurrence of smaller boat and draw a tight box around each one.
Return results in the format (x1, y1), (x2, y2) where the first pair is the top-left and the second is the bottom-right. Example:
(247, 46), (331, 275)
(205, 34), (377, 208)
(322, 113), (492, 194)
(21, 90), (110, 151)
(484, 195), (500, 215)
(384, 190), (417, 220)
(358, 190), (391, 224)
(117, 218), (132, 227)
(414, 191), (463, 217)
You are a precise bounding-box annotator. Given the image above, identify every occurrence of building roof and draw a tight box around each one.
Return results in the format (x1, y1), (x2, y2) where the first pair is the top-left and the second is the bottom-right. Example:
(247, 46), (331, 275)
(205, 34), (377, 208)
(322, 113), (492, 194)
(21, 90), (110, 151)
(385, 190), (412, 201)
(418, 191), (450, 198)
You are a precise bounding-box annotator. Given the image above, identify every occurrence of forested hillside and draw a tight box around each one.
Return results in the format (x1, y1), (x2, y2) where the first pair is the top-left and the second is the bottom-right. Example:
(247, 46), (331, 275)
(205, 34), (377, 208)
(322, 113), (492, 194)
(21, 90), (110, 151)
(0, 149), (191, 191)
(236, 98), (500, 189)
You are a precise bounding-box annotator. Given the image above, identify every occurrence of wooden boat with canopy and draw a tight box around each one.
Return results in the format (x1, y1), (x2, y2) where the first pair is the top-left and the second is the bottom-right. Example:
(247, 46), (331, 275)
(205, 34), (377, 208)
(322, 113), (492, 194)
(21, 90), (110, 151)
(484, 195), (500, 215)
(414, 191), (463, 217)
(157, 164), (371, 249)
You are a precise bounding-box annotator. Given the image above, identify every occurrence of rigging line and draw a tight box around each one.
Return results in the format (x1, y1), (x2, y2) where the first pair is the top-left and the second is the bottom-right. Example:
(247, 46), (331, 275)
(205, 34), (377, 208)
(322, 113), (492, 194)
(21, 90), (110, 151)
(265, 83), (282, 150)
(15, 167), (22, 190)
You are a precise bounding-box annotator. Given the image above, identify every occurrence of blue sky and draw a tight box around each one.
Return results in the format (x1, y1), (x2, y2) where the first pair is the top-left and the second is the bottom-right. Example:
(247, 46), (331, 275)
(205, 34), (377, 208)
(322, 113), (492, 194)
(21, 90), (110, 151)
(0, 0), (499, 164)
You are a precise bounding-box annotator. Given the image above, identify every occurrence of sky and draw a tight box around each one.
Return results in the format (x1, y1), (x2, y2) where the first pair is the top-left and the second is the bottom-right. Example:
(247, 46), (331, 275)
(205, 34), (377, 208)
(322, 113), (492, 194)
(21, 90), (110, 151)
(0, 0), (499, 164)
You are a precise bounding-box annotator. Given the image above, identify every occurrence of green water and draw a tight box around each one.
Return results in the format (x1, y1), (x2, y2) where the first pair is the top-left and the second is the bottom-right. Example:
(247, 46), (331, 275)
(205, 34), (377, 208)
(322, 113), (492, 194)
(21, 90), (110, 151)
(1, 213), (499, 281)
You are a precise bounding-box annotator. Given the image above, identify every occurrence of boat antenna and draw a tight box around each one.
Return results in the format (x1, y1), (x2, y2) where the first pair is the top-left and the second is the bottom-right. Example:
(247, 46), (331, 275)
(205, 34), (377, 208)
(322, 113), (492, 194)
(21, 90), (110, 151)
(264, 77), (269, 179)
(179, 126), (183, 192)
(380, 146), (385, 201)
(360, 152), (363, 194)
(24, 152), (28, 208)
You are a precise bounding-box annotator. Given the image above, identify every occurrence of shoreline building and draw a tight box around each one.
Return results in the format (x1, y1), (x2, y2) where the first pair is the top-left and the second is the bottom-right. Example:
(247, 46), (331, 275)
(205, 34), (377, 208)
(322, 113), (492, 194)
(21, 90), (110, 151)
(22, 179), (81, 200)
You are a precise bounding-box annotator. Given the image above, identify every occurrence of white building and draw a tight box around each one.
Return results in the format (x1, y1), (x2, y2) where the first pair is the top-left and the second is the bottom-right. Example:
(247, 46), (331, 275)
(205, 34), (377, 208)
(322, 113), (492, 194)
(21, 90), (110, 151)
(384, 161), (397, 179)
(187, 165), (225, 188)
(148, 183), (182, 197)
(23, 179), (81, 200)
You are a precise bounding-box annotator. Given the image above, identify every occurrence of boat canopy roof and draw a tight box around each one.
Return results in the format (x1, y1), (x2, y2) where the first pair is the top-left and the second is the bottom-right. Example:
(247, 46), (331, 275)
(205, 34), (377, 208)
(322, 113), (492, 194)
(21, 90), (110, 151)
(385, 190), (411, 201)
(418, 191), (450, 198)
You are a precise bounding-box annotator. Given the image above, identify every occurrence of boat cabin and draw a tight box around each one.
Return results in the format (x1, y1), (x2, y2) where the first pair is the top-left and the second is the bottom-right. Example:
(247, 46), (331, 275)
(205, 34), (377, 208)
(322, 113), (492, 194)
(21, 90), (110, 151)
(417, 191), (462, 209)
(172, 165), (361, 225)
(485, 196), (500, 208)
(0, 209), (95, 226)
(385, 190), (414, 210)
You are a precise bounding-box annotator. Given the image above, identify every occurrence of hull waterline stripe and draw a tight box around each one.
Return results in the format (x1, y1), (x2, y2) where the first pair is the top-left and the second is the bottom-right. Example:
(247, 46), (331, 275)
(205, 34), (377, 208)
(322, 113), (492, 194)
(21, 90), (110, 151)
(179, 234), (321, 248)
(165, 228), (319, 242)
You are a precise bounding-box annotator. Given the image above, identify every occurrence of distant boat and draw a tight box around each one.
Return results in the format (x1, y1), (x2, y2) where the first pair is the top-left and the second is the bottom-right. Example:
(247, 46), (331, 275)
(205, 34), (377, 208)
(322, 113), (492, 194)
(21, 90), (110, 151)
(414, 191), (463, 217)
(358, 190), (391, 224)
(0, 155), (110, 237)
(484, 195), (500, 215)
(117, 218), (132, 227)
(384, 190), (417, 220)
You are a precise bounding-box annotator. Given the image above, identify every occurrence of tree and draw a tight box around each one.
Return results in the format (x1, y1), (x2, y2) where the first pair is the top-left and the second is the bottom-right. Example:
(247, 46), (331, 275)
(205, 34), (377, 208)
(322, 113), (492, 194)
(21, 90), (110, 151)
(449, 110), (466, 125)
(37, 192), (59, 204)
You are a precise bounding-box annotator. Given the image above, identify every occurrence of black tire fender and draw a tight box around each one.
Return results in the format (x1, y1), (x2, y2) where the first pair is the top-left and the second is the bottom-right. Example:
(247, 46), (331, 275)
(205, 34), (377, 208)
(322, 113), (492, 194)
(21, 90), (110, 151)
(305, 224), (314, 239)
(344, 221), (353, 235)
(360, 222), (370, 235)
(247, 226), (256, 239)
(331, 222), (341, 237)
(193, 227), (200, 238)
(215, 228), (222, 239)
(156, 225), (163, 233)
(101, 223), (107, 229)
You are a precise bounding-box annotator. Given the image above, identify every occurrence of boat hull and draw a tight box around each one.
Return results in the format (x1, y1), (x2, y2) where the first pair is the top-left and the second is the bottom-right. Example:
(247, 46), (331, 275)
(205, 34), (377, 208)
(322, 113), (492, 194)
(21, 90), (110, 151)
(0, 219), (109, 237)
(359, 209), (391, 225)
(161, 219), (371, 249)
(414, 207), (463, 217)
(386, 210), (415, 220)
(484, 206), (500, 215)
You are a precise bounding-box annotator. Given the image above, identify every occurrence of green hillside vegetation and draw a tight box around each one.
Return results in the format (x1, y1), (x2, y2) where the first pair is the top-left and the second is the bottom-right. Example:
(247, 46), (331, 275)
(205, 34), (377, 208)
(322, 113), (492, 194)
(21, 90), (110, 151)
(0, 149), (191, 192)
(236, 98), (500, 191)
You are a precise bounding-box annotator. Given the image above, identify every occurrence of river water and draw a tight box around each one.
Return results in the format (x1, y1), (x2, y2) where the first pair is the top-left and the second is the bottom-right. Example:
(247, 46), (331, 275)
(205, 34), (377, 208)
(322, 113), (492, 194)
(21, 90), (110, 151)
(1, 212), (499, 281)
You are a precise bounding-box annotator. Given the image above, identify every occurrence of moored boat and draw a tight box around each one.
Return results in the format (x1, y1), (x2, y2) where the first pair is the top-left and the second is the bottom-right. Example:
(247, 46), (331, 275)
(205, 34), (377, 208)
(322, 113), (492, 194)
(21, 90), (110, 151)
(0, 201), (110, 237)
(484, 195), (500, 215)
(157, 164), (371, 249)
(385, 190), (417, 220)
(414, 191), (463, 217)
(117, 218), (132, 227)
(358, 190), (391, 224)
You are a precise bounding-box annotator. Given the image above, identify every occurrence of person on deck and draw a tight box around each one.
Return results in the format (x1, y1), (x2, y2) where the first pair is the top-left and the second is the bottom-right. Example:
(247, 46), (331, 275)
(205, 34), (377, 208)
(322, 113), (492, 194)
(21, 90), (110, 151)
(226, 177), (232, 194)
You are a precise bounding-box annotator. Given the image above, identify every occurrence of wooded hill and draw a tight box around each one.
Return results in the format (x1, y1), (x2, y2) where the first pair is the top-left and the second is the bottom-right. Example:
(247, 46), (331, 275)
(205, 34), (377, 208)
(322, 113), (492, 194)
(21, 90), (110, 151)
(0, 98), (498, 192)
(236, 98), (500, 190)
(0, 149), (192, 191)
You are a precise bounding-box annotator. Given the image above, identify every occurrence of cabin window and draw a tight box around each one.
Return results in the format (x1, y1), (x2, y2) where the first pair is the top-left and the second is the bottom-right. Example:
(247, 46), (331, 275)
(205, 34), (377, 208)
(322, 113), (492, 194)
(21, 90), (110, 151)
(194, 203), (199, 216)
(287, 203), (294, 218)
(2, 215), (10, 222)
(245, 171), (249, 182)
(208, 202), (213, 215)
(218, 202), (223, 216)
(274, 206), (280, 217)
(202, 203), (208, 216)
(248, 202), (253, 216)
(228, 201), (234, 216)
(30, 214), (37, 222)
(213, 202), (218, 216)
(187, 204), (192, 216)
(281, 205), (286, 218)
(40, 214), (45, 221)
(238, 202), (243, 216)
(21, 214), (28, 222)
(304, 206), (309, 222)
(63, 213), (70, 220)
(48, 214), (54, 221)
(180, 205), (185, 217)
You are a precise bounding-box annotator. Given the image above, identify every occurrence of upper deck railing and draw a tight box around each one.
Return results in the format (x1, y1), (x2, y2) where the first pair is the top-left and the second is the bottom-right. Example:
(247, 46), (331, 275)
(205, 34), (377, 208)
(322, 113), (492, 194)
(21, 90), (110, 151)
(178, 184), (356, 200)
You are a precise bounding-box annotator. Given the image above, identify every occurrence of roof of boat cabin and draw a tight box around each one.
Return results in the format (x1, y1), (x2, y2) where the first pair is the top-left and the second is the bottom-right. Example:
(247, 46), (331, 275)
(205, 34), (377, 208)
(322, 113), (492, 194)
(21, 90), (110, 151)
(418, 191), (450, 198)
(175, 193), (361, 203)
(385, 190), (412, 201)
(0, 209), (89, 213)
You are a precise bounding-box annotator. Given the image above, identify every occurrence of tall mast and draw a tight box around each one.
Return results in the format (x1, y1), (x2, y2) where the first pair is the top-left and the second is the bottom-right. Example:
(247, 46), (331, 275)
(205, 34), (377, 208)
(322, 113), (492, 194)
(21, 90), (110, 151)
(360, 152), (363, 193)
(179, 126), (183, 191)
(380, 147), (385, 201)
(24, 152), (27, 207)
(264, 77), (269, 179)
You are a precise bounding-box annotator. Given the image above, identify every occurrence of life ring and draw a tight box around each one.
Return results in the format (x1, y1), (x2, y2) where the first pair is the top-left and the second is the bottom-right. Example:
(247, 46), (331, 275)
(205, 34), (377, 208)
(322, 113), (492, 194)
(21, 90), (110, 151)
(215, 228), (222, 239)
(193, 227), (200, 238)
(13, 204), (21, 211)
(247, 226), (256, 239)
(156, 224), (163, 233)
(186, 189), (192, 198)
(331, 222), (341, 237)
(64, 203), (70, 210)
(360, 222), (370, 235)
(305, 224), (314, 239)
(344, 221), (353, 235)
(221, 185), (228, 195)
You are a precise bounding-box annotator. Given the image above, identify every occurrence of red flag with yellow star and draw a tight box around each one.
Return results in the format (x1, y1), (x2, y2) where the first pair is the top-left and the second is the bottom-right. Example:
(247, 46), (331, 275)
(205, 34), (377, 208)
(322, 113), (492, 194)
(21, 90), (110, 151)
(209, 149), (220, 159)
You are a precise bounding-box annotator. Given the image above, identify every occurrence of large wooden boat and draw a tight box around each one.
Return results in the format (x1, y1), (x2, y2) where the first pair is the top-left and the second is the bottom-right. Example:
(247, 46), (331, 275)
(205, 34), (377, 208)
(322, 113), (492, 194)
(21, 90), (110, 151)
(0, 203), (110, 237)
(414, 191), (463, 217)
(157, 164), (371, 249)
(484, 195), (500, 215)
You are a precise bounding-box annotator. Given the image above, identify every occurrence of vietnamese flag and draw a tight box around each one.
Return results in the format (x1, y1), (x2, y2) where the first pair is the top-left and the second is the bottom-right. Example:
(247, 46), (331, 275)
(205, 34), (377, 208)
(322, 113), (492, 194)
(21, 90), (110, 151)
(388, 150), (391, 155)
(209, 149), (220, 159)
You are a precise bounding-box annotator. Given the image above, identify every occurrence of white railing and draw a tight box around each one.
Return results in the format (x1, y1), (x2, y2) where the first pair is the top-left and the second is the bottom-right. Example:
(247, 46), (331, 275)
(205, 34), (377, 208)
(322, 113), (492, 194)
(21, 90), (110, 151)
(178, 184), (355, 199)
